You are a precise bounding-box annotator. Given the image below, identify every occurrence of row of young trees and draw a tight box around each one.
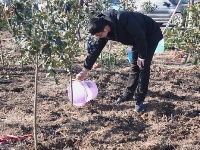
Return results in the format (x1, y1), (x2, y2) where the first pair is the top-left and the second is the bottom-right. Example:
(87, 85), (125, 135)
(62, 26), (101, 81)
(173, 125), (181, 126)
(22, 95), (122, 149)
(1, 0), (88, 149)
(165, 2), (200, 65)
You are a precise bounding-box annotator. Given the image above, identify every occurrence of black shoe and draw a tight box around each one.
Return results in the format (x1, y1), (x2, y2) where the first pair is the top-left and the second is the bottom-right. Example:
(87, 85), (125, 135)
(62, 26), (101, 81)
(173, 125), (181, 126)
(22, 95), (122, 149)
(113, 96), (132, 104)
(135, 101), (145, 112)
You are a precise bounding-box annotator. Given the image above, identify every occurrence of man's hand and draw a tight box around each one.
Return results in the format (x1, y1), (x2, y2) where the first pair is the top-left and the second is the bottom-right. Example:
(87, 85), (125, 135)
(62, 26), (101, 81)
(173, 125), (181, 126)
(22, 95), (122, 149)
(137, 57), (145, 68)
(76, 68), (89, 81)
(92, 62), (101, 69)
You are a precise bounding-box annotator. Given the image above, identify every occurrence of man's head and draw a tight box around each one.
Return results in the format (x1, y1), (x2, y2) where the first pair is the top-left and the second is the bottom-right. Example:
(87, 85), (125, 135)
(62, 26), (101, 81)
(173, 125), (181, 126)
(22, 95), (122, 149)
(89, 17), (110, 38)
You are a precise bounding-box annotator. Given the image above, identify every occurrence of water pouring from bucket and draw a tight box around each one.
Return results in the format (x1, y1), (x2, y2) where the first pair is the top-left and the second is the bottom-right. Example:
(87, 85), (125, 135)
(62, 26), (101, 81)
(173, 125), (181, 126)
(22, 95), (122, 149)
(67, 80), (98, 106)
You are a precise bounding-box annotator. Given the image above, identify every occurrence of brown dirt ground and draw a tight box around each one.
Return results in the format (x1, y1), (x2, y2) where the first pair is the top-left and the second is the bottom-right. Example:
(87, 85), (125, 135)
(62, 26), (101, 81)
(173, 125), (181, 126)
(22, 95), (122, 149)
(0, 31), (200, 150)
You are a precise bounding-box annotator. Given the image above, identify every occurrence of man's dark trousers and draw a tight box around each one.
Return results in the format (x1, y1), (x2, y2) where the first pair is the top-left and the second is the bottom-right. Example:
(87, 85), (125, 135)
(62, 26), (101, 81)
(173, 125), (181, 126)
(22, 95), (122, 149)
(123, 29), (163, 102)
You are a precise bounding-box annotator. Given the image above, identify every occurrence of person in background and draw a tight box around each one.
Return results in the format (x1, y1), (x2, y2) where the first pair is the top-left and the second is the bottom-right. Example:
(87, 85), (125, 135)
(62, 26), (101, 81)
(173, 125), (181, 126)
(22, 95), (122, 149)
(76, 9), (163, 112)
(83, 0), (96, 52)
(83, 0), (101, 68)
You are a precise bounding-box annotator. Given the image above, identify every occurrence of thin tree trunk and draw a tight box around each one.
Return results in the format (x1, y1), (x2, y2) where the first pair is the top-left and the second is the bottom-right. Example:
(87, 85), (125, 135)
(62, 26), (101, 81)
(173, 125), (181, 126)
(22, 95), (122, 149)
(21, 52), (23, 69)
(188, 0), (194, 27)
(31, 2), (38, 149)
(100, 52), (104, 109)
(70, 64), (74, 106)
(100, 52), (103, 77)
(0, 40), (4, 66)
(108, 41), (112, 70)
(34, 52), (38, 150)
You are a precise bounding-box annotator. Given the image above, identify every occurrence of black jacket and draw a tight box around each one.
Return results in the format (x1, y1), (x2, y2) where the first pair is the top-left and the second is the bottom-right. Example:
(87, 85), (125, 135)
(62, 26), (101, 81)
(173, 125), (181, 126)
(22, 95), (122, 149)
(84, 9), (163, 70)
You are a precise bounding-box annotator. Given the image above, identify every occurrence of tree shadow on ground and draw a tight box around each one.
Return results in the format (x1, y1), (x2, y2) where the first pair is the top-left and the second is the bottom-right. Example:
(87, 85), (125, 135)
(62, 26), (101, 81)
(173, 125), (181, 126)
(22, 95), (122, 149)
(148, 90), (186, 101)
(145, 99), (200, 119)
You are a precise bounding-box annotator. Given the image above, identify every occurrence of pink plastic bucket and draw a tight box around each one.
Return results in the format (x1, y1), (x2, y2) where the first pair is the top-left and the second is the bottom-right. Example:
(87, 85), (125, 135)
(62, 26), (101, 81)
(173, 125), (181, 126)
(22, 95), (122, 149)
(67, 80), (98, 106)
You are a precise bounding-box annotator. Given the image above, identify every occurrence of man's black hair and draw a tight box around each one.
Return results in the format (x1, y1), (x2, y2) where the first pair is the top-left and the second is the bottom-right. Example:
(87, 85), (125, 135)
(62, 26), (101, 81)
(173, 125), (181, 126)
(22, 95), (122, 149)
(89, 17), (107, 35)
